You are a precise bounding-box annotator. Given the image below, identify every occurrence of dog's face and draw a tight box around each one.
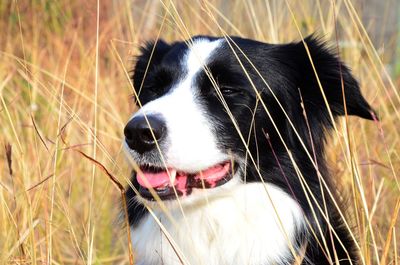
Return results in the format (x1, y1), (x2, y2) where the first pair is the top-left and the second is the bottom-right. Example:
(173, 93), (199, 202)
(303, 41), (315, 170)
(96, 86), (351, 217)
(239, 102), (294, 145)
(124, 37), (248, 202)
(124, 36), (374, 203)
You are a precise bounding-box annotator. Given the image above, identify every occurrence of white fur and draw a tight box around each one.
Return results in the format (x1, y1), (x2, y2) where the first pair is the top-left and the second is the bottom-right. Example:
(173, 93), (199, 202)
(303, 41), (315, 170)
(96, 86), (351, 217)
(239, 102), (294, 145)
(131, 38), (224, 172)
(128, 38), (305, 264)
(132, 182), (304, 265)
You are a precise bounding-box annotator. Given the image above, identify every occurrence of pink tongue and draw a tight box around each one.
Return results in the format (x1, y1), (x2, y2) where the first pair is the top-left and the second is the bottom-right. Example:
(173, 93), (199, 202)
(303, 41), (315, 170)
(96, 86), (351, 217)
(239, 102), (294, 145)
(137, 170), (172, 188)
(195, 163), (230, 181)
(136, 162), (231, 190)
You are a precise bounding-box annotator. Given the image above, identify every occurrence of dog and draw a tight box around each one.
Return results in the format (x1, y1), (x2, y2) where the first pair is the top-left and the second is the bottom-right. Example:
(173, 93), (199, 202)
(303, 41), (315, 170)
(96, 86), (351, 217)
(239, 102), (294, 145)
(123, 35), (375, 265)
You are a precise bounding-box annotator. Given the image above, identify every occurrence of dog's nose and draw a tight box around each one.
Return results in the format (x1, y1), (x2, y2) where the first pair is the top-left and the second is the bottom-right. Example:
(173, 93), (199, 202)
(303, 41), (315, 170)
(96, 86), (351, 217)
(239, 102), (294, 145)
(124, 115), (166, 153)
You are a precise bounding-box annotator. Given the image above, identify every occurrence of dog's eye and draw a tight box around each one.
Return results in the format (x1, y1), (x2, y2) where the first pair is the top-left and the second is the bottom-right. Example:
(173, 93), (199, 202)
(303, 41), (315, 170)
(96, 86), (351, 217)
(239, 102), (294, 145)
(141, 70), (173, 98)
(144, 77), (172, 97)
(219, 85), (241, 96)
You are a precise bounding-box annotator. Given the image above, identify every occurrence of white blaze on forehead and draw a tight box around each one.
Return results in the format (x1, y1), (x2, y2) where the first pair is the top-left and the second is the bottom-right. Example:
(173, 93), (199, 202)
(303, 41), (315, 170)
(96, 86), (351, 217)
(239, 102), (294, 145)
(184, 38), (222, 75)
(131, 38), (225, 172)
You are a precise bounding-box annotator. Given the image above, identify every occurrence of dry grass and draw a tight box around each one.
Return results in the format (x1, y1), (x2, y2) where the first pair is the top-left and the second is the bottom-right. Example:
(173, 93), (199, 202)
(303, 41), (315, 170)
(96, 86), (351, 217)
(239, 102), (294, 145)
(0, 0), (399, 264)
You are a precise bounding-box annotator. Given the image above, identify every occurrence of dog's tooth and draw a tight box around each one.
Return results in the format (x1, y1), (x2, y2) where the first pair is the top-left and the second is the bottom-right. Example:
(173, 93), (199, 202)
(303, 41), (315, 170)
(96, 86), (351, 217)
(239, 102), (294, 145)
(156, 185), (168, 191)
(169, 169), (177, 183)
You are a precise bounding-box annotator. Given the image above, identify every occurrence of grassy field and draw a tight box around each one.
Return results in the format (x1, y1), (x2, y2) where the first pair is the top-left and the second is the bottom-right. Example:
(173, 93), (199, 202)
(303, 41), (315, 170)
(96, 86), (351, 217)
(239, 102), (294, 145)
(0, 0), (399, 264)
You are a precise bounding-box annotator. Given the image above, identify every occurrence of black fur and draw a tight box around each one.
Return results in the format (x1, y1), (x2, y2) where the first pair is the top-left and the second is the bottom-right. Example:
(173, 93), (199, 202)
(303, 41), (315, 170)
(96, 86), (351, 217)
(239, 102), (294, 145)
(125, 35), (374, 264)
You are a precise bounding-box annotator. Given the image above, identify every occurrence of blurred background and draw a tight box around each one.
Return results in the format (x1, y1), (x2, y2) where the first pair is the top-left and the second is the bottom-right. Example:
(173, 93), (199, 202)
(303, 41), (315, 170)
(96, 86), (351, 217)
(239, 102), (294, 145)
(0, 0), (399, 264)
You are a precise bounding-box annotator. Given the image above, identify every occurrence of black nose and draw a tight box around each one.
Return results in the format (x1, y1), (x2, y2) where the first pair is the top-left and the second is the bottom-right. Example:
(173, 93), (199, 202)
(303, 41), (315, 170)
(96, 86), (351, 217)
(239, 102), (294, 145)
(124, 115), (166, 153)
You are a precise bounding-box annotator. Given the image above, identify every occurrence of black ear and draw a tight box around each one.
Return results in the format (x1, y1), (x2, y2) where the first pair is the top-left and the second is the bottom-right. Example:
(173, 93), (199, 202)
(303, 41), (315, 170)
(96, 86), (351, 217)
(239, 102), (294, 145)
(132, 39), (171, 93)
(290, 35), (375, 120)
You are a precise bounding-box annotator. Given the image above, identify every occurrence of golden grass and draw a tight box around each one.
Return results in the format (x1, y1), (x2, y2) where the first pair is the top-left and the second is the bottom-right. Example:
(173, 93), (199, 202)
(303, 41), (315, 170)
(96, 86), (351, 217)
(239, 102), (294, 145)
(0, 0), (399, 264)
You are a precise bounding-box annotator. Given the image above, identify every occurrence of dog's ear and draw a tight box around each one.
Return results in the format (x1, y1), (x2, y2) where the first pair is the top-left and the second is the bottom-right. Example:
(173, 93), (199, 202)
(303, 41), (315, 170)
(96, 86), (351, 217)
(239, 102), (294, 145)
(287, 35), (376, 121)
(132, 39), (171, 92)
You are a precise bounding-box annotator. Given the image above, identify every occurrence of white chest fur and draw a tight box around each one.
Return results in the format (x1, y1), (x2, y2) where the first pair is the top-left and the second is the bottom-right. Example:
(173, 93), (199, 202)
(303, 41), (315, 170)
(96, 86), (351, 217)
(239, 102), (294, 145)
(132, 183), (304, 265)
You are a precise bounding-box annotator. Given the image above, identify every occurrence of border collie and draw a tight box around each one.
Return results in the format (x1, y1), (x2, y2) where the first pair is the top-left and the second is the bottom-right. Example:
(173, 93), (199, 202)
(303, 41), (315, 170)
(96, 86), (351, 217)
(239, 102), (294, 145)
(123, 35), (374, 265)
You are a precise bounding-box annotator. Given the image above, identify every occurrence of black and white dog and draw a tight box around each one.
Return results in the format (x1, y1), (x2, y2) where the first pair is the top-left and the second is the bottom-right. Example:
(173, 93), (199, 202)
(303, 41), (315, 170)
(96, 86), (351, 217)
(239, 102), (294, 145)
(123, 35), (374, 265)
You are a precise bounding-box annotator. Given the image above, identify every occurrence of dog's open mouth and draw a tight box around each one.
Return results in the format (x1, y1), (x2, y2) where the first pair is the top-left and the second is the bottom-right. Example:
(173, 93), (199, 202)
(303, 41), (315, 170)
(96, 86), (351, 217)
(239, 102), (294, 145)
(136, 161), (236, 200)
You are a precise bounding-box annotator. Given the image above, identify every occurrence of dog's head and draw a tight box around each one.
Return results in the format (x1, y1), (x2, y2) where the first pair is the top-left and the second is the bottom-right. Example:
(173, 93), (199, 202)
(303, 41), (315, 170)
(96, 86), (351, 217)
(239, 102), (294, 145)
(124, 35), (374, 204)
